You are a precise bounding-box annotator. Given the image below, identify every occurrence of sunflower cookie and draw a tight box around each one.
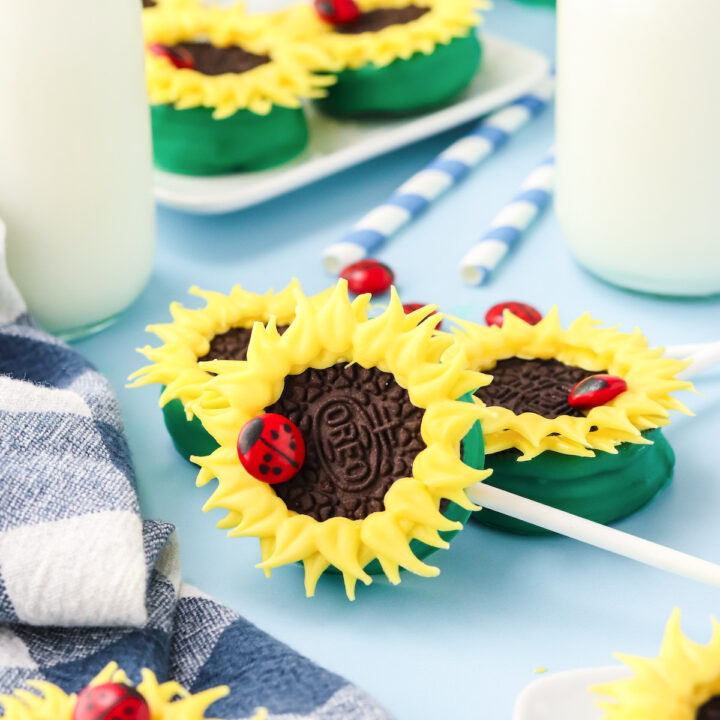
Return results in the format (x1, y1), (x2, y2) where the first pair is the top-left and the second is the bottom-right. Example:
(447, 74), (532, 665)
(593, 610), (720, 720)
(190, 282), (490, 599)
(448, 307), (693, 534)
(0, 662), (243, 720)
(144, 3), (334, 174)
(280, 0), (486, 116)
(130, 281), (332, 461)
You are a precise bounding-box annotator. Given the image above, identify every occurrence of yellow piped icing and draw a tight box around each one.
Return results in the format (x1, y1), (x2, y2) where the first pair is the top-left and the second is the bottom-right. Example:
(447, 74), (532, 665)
(190, 281), (491, 599)
(0, 662), (252, 720)
(593, 609), (720, 720)
(129, 281), (332, 417)
(144, 4), (335, 118)
(446, 307), (693, 460)
(275, 0), (488, 71)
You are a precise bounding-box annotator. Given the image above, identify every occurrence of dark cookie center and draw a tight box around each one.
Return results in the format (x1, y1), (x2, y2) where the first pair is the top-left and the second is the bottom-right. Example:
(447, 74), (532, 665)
(169, 42), (271, 76)
(474, 358), (599, 419)
(266, 364), (425, 521)
(334, 5), (430, 34)
(697, 696), (720, 720)
(200, 325), (289, 363)
(142, 0), (157, 7)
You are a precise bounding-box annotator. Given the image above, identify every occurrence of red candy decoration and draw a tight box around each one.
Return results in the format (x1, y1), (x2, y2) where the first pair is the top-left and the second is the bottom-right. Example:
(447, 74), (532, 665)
(568, 374), (628, 409)
(148, 42), (195, 69)
(73, 683), (150, 720)
(238, 413), (305, 484)
(485, 301), (542, 328)
(314, 0), (360, 24)
(340, 260), (394, 295)
(402, 303), (442, 330)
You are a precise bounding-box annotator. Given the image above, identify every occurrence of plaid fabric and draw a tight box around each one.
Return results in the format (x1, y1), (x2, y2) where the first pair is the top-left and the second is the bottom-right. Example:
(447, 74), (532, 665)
(0, 226), (390, 719)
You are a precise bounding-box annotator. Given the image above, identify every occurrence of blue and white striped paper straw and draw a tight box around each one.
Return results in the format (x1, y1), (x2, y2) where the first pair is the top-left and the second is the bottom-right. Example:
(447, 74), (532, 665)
(322, 75), (556, 274)
(459, 147), (555, 286)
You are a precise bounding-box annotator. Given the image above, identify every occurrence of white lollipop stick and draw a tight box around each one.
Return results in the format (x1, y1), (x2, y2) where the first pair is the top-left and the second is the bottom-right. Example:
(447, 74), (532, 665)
(665, 341), (720, 358)
(679, 344), (720, 380)
(467, 483), (720, 588)
(664, 341), (720, 379)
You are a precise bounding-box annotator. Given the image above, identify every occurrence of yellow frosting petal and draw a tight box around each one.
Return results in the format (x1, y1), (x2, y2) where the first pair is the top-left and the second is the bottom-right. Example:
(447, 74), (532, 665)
(593, 610), (720, 720)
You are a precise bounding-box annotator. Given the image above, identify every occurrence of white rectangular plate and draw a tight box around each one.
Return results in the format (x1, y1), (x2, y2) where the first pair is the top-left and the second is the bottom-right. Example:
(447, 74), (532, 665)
(154, 33), (550, 215)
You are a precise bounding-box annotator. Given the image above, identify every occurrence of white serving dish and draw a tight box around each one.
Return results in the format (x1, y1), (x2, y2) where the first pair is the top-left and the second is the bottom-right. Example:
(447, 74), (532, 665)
(153, 33), (550, 215)
(513, 666), (632, 720)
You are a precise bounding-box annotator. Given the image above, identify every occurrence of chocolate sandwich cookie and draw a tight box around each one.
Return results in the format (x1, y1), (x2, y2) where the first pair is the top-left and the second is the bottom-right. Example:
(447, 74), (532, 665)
(301, 0), (484, 117)
(267, 364), (426, 521)
(200, 325), (289, 363)
(145, 4), (332, 175)
(130, 282), (310, 462)
(447, 306), (692, 535)
(474, 358), (595, 419)
(188, 283), (491, 597)
(474, 355), (677, 534)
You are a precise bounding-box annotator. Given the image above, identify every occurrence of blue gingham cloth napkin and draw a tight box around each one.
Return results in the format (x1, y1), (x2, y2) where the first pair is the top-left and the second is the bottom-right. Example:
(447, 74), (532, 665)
(0, 229), (390, 719)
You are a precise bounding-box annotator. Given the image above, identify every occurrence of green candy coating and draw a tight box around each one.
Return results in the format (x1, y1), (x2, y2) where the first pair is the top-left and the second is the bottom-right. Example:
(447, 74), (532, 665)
(161, 395), (219, 461)
(314, 32), (482, 117)
(151, 104), (309, 175)
(472, 429), (674, 534)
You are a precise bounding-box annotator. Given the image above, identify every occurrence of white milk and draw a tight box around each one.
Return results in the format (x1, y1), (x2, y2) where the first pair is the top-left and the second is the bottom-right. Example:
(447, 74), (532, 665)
(556, 0), (720, 296)
(0, 0), (155, 337)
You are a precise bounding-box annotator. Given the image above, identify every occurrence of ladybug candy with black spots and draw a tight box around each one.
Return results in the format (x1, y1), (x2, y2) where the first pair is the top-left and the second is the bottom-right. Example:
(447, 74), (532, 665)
(73, 683), (150, 720)
(569, 374), (628, 409)
(238, 413), (306, 484)
(485, 301), (542, 328)
(314, 0), (361, 24)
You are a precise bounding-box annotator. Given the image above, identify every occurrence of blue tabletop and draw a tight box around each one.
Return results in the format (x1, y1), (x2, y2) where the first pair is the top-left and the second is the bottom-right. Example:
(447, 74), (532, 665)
(75, 2), (720, 717)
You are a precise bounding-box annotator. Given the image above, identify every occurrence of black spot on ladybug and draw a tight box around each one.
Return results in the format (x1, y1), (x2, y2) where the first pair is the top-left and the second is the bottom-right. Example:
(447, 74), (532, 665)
(263, 453), (272, 462)
(289, 440), (296, 450)
(575, 377), (609, 395)
(273, 467), (282, 476)
(239, 416), (264, 454)
(284, 423), (291, 433)
(259, 464), (270, 474)
(271, 430), (279, 440)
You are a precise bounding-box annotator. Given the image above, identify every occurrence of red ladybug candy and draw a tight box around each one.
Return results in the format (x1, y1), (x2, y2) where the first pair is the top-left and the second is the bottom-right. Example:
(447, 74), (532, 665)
(73, 683), (150, 720)
(485, 301), (542, 328)
(402, 303), (442, 330)
(314, 0), (361, 24)
(568, 374), (628, 409)
(148, 42), (195, 70)
(238, 413), (305, 484)
(340, 259), (394, 296)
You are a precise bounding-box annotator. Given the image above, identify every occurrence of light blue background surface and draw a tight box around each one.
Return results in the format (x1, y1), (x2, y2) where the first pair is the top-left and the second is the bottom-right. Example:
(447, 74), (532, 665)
(76, 2), (720, 717)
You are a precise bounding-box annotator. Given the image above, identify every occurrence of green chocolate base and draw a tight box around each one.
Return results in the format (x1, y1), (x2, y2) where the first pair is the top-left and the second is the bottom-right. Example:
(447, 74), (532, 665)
(472, 429), (674, 535)
(314, 31), (482, 118)
(161, 395), (219, 461)
(151, 104), (309, 175)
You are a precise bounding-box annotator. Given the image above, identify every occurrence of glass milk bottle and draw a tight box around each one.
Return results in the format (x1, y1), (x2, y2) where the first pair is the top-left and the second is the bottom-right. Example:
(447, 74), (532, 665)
(556, 0), (720, 296)
(0, 0), (155, 338)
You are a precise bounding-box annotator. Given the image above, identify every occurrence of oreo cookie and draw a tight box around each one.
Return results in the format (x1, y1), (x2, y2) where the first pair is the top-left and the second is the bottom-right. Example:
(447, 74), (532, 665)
(267, 364), (426, 521)
(200, 325), (289, 363)
(168, 42), (271, 76)
(474, 357), (600, 419)
(335, 5), (429, 34)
